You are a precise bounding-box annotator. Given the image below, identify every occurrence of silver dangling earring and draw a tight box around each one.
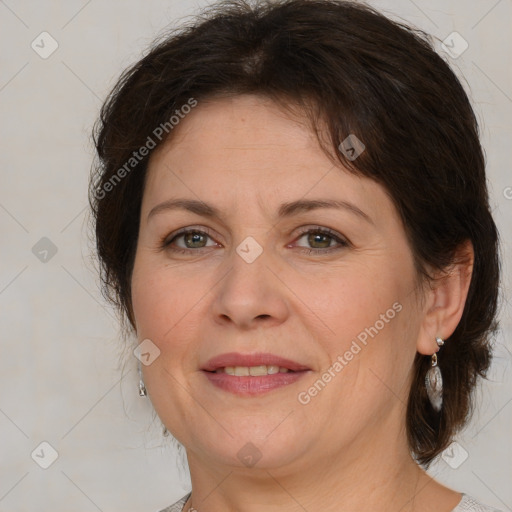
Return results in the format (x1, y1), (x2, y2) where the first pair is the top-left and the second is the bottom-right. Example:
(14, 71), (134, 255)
(138, 360), (147, 397)
(425, 337), (444, 412)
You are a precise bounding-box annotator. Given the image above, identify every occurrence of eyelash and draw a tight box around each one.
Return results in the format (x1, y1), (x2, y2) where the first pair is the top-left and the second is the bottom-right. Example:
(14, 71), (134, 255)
(160, 226), (350, 255)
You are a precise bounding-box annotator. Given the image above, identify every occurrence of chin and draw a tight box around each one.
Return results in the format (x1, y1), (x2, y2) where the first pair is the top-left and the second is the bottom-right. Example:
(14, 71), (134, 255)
(185, 421), (312, 471)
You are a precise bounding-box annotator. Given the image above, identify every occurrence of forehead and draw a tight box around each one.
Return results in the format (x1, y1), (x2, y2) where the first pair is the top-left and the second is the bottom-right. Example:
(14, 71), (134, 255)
(142, 94), (391, 223)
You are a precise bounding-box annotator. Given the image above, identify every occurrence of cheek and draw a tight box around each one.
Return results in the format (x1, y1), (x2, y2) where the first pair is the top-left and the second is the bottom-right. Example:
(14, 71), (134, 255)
(131, 257), (219, 366)
(131, 261), (187, 342)
(292, 262), (417, 403)
(292, 262), (406, 346)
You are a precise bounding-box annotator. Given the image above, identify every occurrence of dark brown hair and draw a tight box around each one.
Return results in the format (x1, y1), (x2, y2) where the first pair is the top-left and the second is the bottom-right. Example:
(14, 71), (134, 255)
(89, 0), (500, 465)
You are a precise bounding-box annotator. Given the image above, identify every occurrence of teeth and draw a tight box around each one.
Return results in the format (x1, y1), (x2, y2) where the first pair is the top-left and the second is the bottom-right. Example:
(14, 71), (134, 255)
(249, 365), (267, 376)
(234, 366), (250, 376)
(220, 365), (290, 375)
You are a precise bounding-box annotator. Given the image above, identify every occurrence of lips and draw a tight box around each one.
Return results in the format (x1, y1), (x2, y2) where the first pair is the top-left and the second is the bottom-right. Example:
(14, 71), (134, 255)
(201, 352), (310, 372)
(201, 352), (310, 396)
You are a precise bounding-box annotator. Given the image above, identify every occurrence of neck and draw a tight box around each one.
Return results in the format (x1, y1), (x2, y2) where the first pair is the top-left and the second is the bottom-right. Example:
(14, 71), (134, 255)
(182, 413), (448, 512)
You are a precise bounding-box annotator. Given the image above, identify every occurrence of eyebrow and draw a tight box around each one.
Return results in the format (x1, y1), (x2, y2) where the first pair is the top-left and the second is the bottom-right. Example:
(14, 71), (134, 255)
(147, 198), (373, 224)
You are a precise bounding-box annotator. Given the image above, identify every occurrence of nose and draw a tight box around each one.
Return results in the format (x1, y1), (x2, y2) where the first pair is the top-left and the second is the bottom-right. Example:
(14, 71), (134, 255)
(211, 243), (290, 330)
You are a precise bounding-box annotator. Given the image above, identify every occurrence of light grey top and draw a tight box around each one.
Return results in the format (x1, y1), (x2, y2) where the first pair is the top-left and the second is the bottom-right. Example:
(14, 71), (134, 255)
(159, 493), (503, 511)
(159, 493), (189, 512)
(452, 495), (503, 511)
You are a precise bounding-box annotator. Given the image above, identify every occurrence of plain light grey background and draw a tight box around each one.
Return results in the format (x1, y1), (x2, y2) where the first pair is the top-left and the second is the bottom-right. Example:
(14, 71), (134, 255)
(0, 1), (511, 511)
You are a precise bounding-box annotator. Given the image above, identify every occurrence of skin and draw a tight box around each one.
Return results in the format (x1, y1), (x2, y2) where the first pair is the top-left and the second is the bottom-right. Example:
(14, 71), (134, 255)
(130, 94), (473, 512)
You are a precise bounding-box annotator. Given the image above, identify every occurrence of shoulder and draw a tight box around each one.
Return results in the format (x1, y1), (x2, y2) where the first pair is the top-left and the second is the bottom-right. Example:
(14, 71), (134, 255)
(158, 493), (191, 512)
(452, 494), (504, 512)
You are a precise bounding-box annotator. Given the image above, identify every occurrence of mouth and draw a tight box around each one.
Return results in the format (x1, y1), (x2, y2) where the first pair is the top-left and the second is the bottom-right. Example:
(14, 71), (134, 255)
(201, 352), (311, 396)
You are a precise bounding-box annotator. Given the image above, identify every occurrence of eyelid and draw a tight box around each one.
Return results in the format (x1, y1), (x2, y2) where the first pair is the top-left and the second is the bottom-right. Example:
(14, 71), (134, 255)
(293, 225), (348, 241)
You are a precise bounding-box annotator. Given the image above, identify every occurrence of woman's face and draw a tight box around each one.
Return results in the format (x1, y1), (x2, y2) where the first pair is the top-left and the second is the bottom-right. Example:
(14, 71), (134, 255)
(131, 94), (425, 471)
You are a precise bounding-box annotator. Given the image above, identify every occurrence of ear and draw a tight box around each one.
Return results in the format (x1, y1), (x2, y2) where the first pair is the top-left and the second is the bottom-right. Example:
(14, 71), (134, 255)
(416, 240), (474, 355)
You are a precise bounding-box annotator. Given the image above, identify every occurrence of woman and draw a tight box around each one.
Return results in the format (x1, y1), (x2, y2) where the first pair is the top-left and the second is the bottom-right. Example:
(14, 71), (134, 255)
(89, 1), (502, 510)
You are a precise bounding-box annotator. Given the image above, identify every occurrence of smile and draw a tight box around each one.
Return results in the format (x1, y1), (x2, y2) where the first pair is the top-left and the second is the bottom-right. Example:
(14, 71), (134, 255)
(201, 353), (311, 395)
